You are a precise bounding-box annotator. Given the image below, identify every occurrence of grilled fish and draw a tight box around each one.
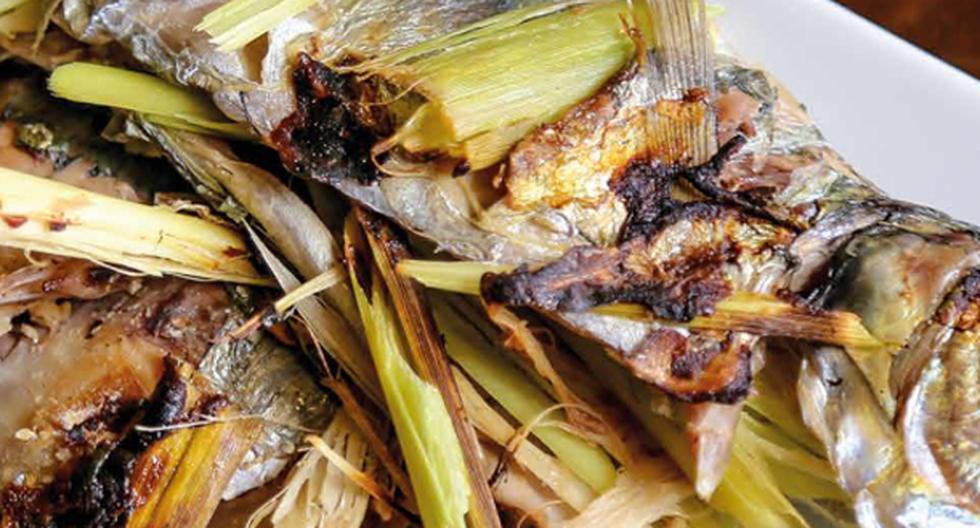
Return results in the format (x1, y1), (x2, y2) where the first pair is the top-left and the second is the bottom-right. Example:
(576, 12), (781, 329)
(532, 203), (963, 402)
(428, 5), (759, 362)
(6, 0), (978, 525)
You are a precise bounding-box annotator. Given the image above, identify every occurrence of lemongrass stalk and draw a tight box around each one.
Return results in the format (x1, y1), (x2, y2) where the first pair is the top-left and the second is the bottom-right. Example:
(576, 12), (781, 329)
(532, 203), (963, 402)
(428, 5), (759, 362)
(128, 429), (195, 528)
(453, 368), (597, 511)
(400, 259), (880, 349)
(397, 259), (511, 296)
(738, 413), (847, 502)
(345, 219), (470, 528)
(359, 0), (637, 169)
(48, 63), (252, 140)
(0, 167), (268, 285)
(690, 292), (883, 348)
(141, 416), (261, 528)
(197, 0), (320, 51)
(747, 352), (825, 454)
(356, 208), (501, 528)
(433, 301), (617, 493)
(273, 265), (345, 314)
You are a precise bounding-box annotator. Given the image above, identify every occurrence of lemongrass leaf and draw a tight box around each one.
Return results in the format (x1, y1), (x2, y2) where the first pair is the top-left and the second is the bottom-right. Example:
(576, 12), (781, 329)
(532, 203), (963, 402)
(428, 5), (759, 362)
(273, 265), (345, 314)
(345, 218), (470, 528)
(0, 167), (268, 285)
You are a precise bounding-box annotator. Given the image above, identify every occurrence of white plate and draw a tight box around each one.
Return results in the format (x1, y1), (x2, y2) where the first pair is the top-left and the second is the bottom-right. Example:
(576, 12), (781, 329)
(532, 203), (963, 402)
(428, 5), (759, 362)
(715, 0), (980, 225)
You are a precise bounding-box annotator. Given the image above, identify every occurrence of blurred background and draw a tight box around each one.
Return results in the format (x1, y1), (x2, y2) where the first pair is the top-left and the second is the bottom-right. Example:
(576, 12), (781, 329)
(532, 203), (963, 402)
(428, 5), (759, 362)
(837, 0), (979, 77)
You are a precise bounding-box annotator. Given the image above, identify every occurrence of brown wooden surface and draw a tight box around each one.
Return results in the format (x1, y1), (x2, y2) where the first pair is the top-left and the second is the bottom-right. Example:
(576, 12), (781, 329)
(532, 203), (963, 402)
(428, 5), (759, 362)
(836, 1), (980, 78)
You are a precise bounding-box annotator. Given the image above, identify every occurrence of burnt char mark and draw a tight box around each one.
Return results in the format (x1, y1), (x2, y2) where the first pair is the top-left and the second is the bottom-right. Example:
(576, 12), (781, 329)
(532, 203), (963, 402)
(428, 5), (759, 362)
(621, 328), (753, 403)
(611, 159), (676, 241)
(482, 203), (751, 322)
(684, 135), (796, 229)
(271, 53), (381, 184)
(1, 362), (188, 528)
(136, 358), (187, 448)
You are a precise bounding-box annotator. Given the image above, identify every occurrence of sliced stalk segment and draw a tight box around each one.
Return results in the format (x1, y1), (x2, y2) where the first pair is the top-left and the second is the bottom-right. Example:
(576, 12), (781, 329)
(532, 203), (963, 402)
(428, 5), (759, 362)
(356, 0), (638, 169)
(399, 259), (880, 348)
(196, 0), (320, 52)
(0, 167), (268, 285)
(355, 208), (501, 528)
(344, 216), (471, 528)
(48, 63), (253, 140)
(433, 298), (618, 493)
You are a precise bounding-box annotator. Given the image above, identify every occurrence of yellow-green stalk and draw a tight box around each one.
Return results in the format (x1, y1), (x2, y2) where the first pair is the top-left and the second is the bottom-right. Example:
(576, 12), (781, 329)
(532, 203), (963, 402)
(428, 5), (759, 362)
(345, 220), (470, 528)
(433, 300), (618, 493)
(399, 259), (880, 349)
(48, 63), (252, 140)
(0, 167), (268, 285)
(355, 0), (638, 170)
(196, 0), (320, 52)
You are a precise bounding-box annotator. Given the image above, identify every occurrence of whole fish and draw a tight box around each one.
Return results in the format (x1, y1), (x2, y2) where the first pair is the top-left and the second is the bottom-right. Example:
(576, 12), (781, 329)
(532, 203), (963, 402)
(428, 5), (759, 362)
(32, 0), (980, 524)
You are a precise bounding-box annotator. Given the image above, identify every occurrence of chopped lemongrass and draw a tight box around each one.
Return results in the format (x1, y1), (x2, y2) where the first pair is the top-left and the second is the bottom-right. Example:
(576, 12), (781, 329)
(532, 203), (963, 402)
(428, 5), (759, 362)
(397, 259), (511, 296)
(355, 208), (501, 528)
(433, 300), (617, 493)
(0, 167), (268, 285)
(453, 369), (597, 511)
(48, 63), (253, 140)
(357, 1), (638, 169)
(399, 259), (881, 349)
(560, 458), (691, 528)
(689, 291), (884, 349)
(0, 0), (41, 36)
(196, 0), (320, 52)
(273, 265), (345, 314)
(345, 219), (470, 528)
(247, 411), (373, 528)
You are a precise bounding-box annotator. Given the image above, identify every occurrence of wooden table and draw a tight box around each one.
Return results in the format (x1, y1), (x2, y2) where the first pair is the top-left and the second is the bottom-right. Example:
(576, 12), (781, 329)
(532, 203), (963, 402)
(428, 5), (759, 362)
(837, 1), (979, 78)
